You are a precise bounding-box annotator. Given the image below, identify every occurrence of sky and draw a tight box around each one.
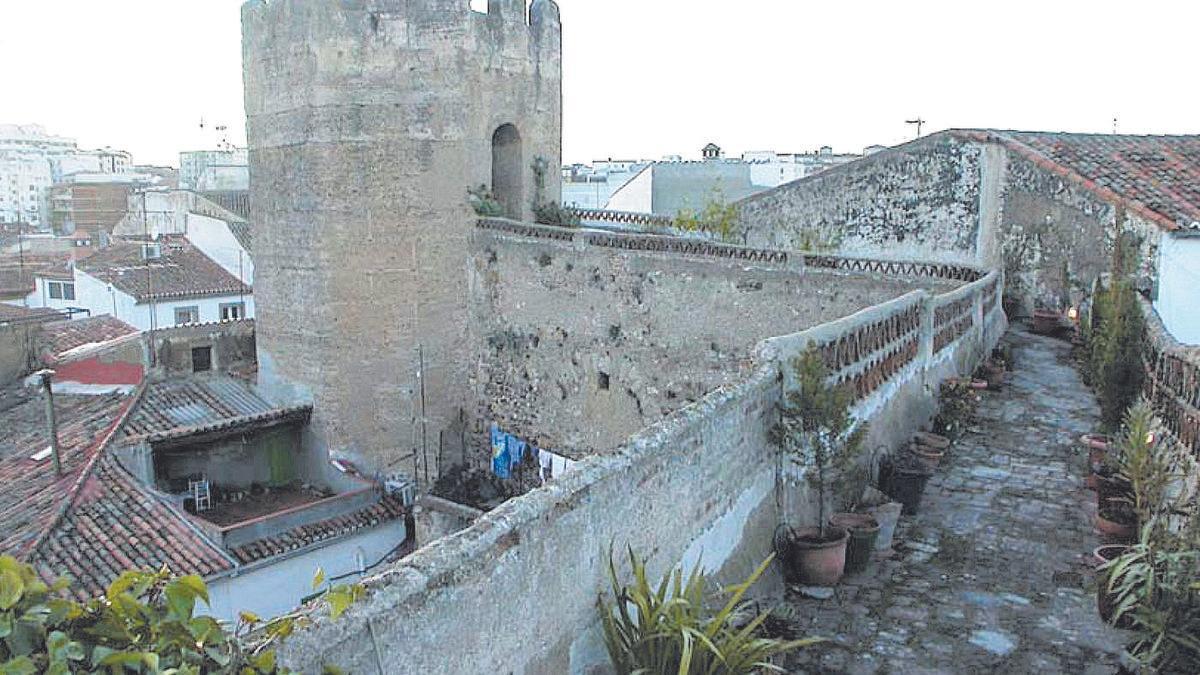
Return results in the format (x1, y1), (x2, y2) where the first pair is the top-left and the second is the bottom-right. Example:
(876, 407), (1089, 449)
(1, 0), (1197, 167)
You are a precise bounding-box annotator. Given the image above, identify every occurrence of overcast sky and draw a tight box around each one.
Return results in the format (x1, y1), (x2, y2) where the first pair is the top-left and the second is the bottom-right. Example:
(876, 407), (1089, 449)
(1, 0), (1196, 167)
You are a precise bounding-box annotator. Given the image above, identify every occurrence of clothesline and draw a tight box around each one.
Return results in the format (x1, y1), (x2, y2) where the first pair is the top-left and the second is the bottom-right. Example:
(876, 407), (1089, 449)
(490, 424), (576, 482)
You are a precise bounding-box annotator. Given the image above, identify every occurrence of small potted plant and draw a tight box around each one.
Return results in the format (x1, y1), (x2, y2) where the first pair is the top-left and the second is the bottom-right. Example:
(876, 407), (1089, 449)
(932, 379), (979, 442)
(771, 346), (867, 587)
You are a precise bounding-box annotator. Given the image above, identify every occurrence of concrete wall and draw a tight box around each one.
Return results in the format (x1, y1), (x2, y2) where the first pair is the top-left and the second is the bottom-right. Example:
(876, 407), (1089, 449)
(413, 494), (483, 546)
(273, 260), (1004, 674)
(469, 220), (957, 458)
(152, 319), (256, 376)
(245, 0), (563, 478)
(0, 323), (38, 383)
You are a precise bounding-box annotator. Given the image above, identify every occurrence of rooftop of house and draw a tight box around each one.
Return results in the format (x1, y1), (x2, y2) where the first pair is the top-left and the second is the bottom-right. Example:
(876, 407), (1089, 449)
(0, 255), (70, 297)
(121, 376), (311, 444)
(76, 238), (251, 303)
(229, 494), (407, 565)
(39, 316), (139, 361)
(952, 130), (1200, 232)
(0, 390), (136, 558)
(0, 303), (62, 325)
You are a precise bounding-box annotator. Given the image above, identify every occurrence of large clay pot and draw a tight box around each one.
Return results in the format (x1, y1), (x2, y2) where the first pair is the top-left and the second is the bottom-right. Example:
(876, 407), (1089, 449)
(1094, 545), (1133, 628)
(910, 443), (945, 471)
(784, 526), (849, 586)
(1080, 434), (1108, 491)
(913, 431), (951, 450)
(1032, 309), (1063, 335)
(830, 513), (880, 574)
(1094, 513), (1137, 544)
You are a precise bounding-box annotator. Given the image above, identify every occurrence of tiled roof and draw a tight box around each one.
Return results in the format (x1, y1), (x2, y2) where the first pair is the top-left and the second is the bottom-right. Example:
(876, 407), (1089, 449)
(953, 130), (1200, 232)
(0, 392), (132, 558)
(39, 316), (139, 360)
(121, 376), (310, 442)
(30, 455), (234, 600)
(0, 303), (61, 324)
(230, 494), (407, 565)
(0, 256), (69, 297)
(77, 239), (251, 302)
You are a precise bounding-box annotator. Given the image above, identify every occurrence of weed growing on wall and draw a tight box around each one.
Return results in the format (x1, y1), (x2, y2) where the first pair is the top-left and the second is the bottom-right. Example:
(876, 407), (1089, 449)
(674, 189), (741, 243)
(531, 156), (579, 227)
(468, 185), (505, 217)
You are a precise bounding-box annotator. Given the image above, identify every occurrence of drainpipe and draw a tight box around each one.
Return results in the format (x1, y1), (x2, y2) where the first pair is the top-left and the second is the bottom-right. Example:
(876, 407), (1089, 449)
(35, 369), (62, 476)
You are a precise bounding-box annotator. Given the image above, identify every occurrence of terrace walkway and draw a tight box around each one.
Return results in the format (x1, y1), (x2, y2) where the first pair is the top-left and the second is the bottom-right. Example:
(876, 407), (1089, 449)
(782, 328), (1127, 674)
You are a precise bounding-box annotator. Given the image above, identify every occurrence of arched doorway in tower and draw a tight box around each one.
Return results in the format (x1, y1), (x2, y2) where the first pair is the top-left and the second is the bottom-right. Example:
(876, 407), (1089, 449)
(491, 123), (523, 220)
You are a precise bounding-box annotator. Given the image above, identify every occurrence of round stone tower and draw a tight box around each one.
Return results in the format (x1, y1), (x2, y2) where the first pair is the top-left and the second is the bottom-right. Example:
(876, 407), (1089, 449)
(242, 0), (562, 479)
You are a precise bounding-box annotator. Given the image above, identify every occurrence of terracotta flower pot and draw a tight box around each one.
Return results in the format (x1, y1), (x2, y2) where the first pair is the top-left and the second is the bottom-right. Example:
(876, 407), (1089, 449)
(909, 443), (945, 471)
(1094, 545), (1133, 628)
(830, 513), (880, 574)
(1079, 434), (1108, 491)
(1032, 309), (1063, 335)
(1094, 512), (1136, 544)
(785, 526), (849, 586)
(913, 431), (951, 450)
(982, 363), (1006, 389)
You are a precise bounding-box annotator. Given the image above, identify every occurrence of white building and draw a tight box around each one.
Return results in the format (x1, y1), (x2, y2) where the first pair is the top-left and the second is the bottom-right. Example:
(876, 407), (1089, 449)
(1155, 231), (1200, 345)
(0, 124), (134, 230)
(179, 148), (249, 191)
(26, 238), (254, 331)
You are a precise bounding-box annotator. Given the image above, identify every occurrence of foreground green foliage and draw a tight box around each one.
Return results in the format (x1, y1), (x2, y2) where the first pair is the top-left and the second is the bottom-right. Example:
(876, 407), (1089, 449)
(0, 556), (361, 674)
(599, 549), (820, 674)
(1100, 404), (1200, 673)
(771, 347), (867, 537)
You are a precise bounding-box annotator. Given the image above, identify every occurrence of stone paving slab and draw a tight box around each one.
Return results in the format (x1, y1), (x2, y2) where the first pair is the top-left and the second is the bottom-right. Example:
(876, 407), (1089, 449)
(781, 329), (1127, 674)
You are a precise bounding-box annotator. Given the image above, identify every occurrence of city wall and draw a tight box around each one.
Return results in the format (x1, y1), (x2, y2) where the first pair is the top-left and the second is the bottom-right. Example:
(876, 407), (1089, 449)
(275, 244), (1005, 674)
(468, 218), (958, 459)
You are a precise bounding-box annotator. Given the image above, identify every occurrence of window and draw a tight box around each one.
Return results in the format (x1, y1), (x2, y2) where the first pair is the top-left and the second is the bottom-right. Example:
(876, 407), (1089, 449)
(47, 281), (74, 301)
(220, 302), (245, 321)
(191, 346), (212, 373)
(174, 306), (200, 325)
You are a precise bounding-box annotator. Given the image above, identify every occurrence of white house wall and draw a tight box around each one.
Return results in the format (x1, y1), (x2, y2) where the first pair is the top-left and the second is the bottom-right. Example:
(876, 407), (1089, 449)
(186, 213), (254, 284)
(604, 165), (653, 212)
(1155, 234), (1200, 345)
(204, 520), (407, 624)
(73, 268), (255, 331)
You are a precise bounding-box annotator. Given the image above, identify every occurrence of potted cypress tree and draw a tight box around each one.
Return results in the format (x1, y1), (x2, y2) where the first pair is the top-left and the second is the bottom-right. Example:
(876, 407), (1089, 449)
(771, 346), (867, 587)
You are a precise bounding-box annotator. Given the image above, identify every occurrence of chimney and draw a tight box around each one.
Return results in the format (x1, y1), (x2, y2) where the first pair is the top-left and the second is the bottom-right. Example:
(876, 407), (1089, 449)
(35, 369), (62, 476)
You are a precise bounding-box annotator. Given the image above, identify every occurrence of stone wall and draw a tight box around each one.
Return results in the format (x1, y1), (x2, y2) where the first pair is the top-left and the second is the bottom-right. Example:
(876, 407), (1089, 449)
(736, 131), (1167, 318)
(274, 258), (1005, 674)
(1141, 298), (1200, 460)
(0, 323), (39, 384)
(244, 0), (562, 477)
(469, 219), (960, 458)
(151, 319), (256, 377)
(738, 134), (985, 263)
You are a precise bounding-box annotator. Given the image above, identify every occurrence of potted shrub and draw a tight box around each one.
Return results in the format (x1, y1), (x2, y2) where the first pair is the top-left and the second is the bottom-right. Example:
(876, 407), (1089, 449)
(599, 548), (822, 674)
(771, 347), (867, 587)
(1093, 544), (1132, 628)
(1095, 403), (1172, 544)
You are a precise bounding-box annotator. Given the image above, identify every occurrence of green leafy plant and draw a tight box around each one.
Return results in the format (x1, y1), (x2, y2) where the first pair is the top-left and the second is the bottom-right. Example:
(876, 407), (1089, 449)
(0, 556), (359, 674)
(1103, 525), (1200, 672)
(1085, 208), (1146, 432)
(599, 548), (821, 675)
(467, 184), (504, 218)
(770, 347), (866, 539)
(530, 157), (579, 227)
(674, 189), (740, 243)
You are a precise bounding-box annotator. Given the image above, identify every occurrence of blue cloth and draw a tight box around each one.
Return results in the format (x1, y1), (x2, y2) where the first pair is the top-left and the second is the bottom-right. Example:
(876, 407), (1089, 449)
(508, 437), (527, 472)
(491, 424), (510, 479)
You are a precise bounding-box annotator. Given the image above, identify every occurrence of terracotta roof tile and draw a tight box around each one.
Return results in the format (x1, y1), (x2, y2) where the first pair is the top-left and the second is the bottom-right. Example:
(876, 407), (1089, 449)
(39, 316), (139, 360)
(229, 495), (407, 565)
(121, 376), (311, 442)
(77, 238), (250, 302)
(952, 130), (1200, 231)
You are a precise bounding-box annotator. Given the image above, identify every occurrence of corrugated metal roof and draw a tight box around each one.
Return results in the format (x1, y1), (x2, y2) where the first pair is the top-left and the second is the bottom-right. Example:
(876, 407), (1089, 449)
(121, 376), (308, 440)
